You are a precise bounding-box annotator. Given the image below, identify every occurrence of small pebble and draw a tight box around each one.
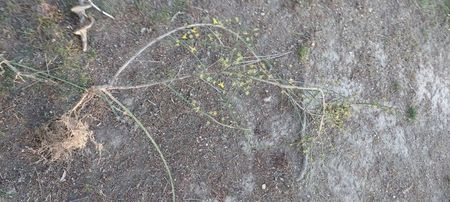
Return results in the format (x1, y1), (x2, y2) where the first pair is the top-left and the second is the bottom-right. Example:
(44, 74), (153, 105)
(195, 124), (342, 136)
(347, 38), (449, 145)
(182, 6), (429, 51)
(262, 184), (266, 190)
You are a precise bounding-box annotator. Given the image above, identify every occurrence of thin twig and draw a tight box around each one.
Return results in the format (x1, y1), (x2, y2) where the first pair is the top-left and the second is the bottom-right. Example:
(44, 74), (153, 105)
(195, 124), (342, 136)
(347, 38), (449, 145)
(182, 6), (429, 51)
(170, 11), (185, 22)
(87, 0), (115, 19)
(220, 51), (293, 68)
(247, 76), (326, 136)
(252, 51), (293, 60)
(68, 92), (94, 117)
(100, 75), (191, 90)
(207, 28), (225, 46)
(164, 84), (250, 131)
(282, 91), (319, 116)
(110, 23), (258, 85)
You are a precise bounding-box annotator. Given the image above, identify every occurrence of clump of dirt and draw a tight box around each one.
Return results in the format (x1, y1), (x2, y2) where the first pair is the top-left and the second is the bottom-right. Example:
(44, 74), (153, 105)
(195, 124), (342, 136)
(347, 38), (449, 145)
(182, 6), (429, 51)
(32, 115), (96, 162)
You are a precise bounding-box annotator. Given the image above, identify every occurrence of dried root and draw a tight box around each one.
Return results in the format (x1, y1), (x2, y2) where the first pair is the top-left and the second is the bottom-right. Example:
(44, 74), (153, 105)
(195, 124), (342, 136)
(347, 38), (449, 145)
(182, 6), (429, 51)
(33, 114), (97, 162)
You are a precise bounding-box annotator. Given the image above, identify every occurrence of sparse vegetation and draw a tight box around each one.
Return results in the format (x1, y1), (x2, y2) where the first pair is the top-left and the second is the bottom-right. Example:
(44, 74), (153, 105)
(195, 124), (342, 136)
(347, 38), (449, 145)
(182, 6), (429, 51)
(0, 189), (13, 198)
(419, 0), (450, 23)
(297, 44), (310, 63)
(391, 81), (401, 93)
(444, 0), (450, 23)
(0, 66), (15, 96)
(325, 103), (352, 129)
(406, 105), (418, 121)
(134, 0), (188, 23)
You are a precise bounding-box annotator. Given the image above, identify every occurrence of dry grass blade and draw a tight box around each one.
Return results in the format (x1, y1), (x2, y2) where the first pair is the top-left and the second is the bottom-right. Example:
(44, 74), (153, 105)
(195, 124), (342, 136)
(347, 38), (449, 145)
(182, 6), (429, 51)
(100, 89), (176, 202)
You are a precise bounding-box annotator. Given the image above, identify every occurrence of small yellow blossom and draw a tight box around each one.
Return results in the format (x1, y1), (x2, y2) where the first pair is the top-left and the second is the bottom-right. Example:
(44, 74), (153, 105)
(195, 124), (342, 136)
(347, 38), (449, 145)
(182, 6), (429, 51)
(181, 33), (188, 40)
(234, 52), (244, 64)
(193, 106), (201, 112)
(207, 33), (214, 40)
(189, 46), (197, 53)
(199, 73), (205, 79)
(217, 81), (225, 89)
(212, 17), (221, 25)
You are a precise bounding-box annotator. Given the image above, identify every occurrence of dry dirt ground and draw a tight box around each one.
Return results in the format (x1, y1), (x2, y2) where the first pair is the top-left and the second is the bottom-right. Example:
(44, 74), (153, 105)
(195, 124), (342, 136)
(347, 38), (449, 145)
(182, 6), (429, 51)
(0, 0), (449, 201)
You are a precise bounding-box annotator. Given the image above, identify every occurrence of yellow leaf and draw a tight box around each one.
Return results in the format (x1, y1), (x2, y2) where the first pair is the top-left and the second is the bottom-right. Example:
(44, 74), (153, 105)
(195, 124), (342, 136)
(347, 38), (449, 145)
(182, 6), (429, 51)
(181, 33), (188, 40)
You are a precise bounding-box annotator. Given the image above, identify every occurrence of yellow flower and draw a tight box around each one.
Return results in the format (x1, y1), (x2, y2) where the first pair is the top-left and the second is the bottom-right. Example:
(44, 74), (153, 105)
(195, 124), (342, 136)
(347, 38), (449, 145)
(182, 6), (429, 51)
(207, 33), (214, 40)
(189, 46), (197, 53)
(212, 18), (221, 25)
(217, 81), (225, 89)
(181, 33), (188, 40)
(193, 106), (201, 112)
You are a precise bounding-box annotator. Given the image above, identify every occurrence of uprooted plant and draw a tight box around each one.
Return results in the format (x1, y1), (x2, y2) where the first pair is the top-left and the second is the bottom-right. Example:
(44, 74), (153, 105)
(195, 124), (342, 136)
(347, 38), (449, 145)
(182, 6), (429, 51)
(0, 22), (327, 201)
